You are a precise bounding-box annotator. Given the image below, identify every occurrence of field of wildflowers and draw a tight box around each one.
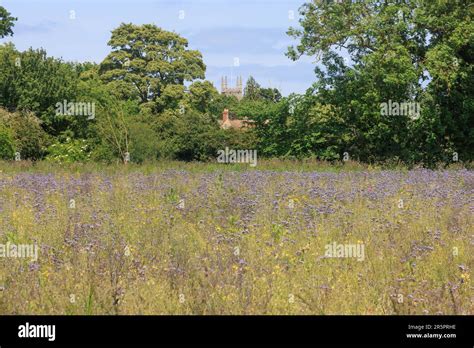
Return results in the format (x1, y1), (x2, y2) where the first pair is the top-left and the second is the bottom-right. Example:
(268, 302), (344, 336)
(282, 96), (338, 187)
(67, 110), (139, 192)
(0, 161), (472, 315)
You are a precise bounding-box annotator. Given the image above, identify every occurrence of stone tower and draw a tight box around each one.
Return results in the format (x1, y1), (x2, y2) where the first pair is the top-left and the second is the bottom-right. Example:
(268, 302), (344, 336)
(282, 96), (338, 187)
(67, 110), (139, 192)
(221, 76), (243, 100)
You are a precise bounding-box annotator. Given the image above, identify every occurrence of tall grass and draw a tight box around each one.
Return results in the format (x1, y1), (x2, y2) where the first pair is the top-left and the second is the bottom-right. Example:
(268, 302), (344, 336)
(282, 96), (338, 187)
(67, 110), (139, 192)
(0, 161), (472, 314)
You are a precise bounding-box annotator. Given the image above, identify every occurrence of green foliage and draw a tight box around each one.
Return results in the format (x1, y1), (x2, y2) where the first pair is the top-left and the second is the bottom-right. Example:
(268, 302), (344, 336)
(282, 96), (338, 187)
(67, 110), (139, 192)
(153, 84), (186, 113)
(186, 80), (219, 114)
(0, 44), (79, 136)
(243, 76), (282, 102)
(0, 108), (50, 160)
(45, 138), (91, 163)
(99, 23), (206, 113)
(0, 8), (471, 166)
(152, 109), (217, 161)
(207, 94), (240, 121)
(0, 123), (14, 160)
(243, 76), (261, 100)
(285, 0), (473, 164)
(259, 87), (282, 103)
(0, 6), (16, 38)
(93, 99), (136, 163)
(235, 98), (287, 157)
(127, 121), (159, 163)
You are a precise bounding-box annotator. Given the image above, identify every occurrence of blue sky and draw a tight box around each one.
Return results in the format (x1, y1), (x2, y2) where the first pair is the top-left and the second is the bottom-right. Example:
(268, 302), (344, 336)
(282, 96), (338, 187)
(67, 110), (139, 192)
(1, 0), (318, 95)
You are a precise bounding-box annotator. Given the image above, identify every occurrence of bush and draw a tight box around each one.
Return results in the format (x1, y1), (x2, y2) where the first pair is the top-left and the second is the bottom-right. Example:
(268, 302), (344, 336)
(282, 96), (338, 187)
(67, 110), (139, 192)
(151, 109), (255, 162)
(0, 123), (14, 160)
(45, 138), (91, 163)
(128, 122), (159, 163)
(0, 108), (50, 160)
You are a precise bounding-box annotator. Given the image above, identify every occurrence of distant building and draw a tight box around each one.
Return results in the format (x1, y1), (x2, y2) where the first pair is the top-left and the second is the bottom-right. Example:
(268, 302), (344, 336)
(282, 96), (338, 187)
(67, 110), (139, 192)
(219, 109), (254, 130)
(221, 76), (243, 100)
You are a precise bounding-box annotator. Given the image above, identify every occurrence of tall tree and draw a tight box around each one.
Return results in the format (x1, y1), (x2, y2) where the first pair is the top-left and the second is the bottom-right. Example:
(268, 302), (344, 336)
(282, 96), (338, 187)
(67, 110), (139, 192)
(99, 23), (206, 113)
(260, 87), (282, 103)
(243, 76), (262, 100)
(0, 44), (79, 136)
(287, 0), (473, 163)
(0, 6), (16, 38)
(243, 76), (282, 102)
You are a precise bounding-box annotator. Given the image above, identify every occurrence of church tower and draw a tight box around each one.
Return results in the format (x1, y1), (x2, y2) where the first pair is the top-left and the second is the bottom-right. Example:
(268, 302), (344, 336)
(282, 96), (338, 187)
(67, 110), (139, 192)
(220, 76), (243, 100)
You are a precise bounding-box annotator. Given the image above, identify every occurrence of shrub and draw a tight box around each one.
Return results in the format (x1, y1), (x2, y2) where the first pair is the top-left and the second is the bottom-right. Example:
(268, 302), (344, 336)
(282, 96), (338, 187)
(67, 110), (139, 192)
(128, 122), (159, 163)
(0, 123), (14, 160)
(45, 138), (91, 163)
(0, 108), (50, 160)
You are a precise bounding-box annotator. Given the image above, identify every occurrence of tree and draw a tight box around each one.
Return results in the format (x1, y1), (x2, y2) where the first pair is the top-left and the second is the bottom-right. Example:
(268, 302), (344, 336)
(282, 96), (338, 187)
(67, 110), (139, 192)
(287, 0), (473, 164)
(0, 108), (50, 160)
(260, 87), (282, 103)
(93, 99), (135, 164)
(99, 23), (206, 113)
(243, 76), (282, 103)
(243, 76), (261, 100)
(0, 44), (79, 136)
(235, 98), (287, 157)
(0, 6), (16, 38)
(208, 94), (240, 121)
(416, 1), (474, 163)
(186, 80), (219, 114)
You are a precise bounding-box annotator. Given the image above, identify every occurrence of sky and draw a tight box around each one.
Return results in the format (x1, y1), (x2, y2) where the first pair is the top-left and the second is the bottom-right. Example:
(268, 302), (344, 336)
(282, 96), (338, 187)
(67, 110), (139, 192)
(0, 0), (319, 96)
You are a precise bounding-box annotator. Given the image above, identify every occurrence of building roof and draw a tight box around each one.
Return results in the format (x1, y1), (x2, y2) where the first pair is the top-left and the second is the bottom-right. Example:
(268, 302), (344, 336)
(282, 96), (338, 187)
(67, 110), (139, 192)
(219, 109), (254, 130)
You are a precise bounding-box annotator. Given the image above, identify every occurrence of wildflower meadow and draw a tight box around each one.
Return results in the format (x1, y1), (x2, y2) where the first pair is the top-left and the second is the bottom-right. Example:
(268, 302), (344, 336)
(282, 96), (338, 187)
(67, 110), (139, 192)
(0, 161), (472, 315)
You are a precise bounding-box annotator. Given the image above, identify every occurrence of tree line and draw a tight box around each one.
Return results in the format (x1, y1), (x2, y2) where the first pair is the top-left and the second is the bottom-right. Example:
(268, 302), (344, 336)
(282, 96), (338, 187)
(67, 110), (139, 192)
(0, 1), (472, 166)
